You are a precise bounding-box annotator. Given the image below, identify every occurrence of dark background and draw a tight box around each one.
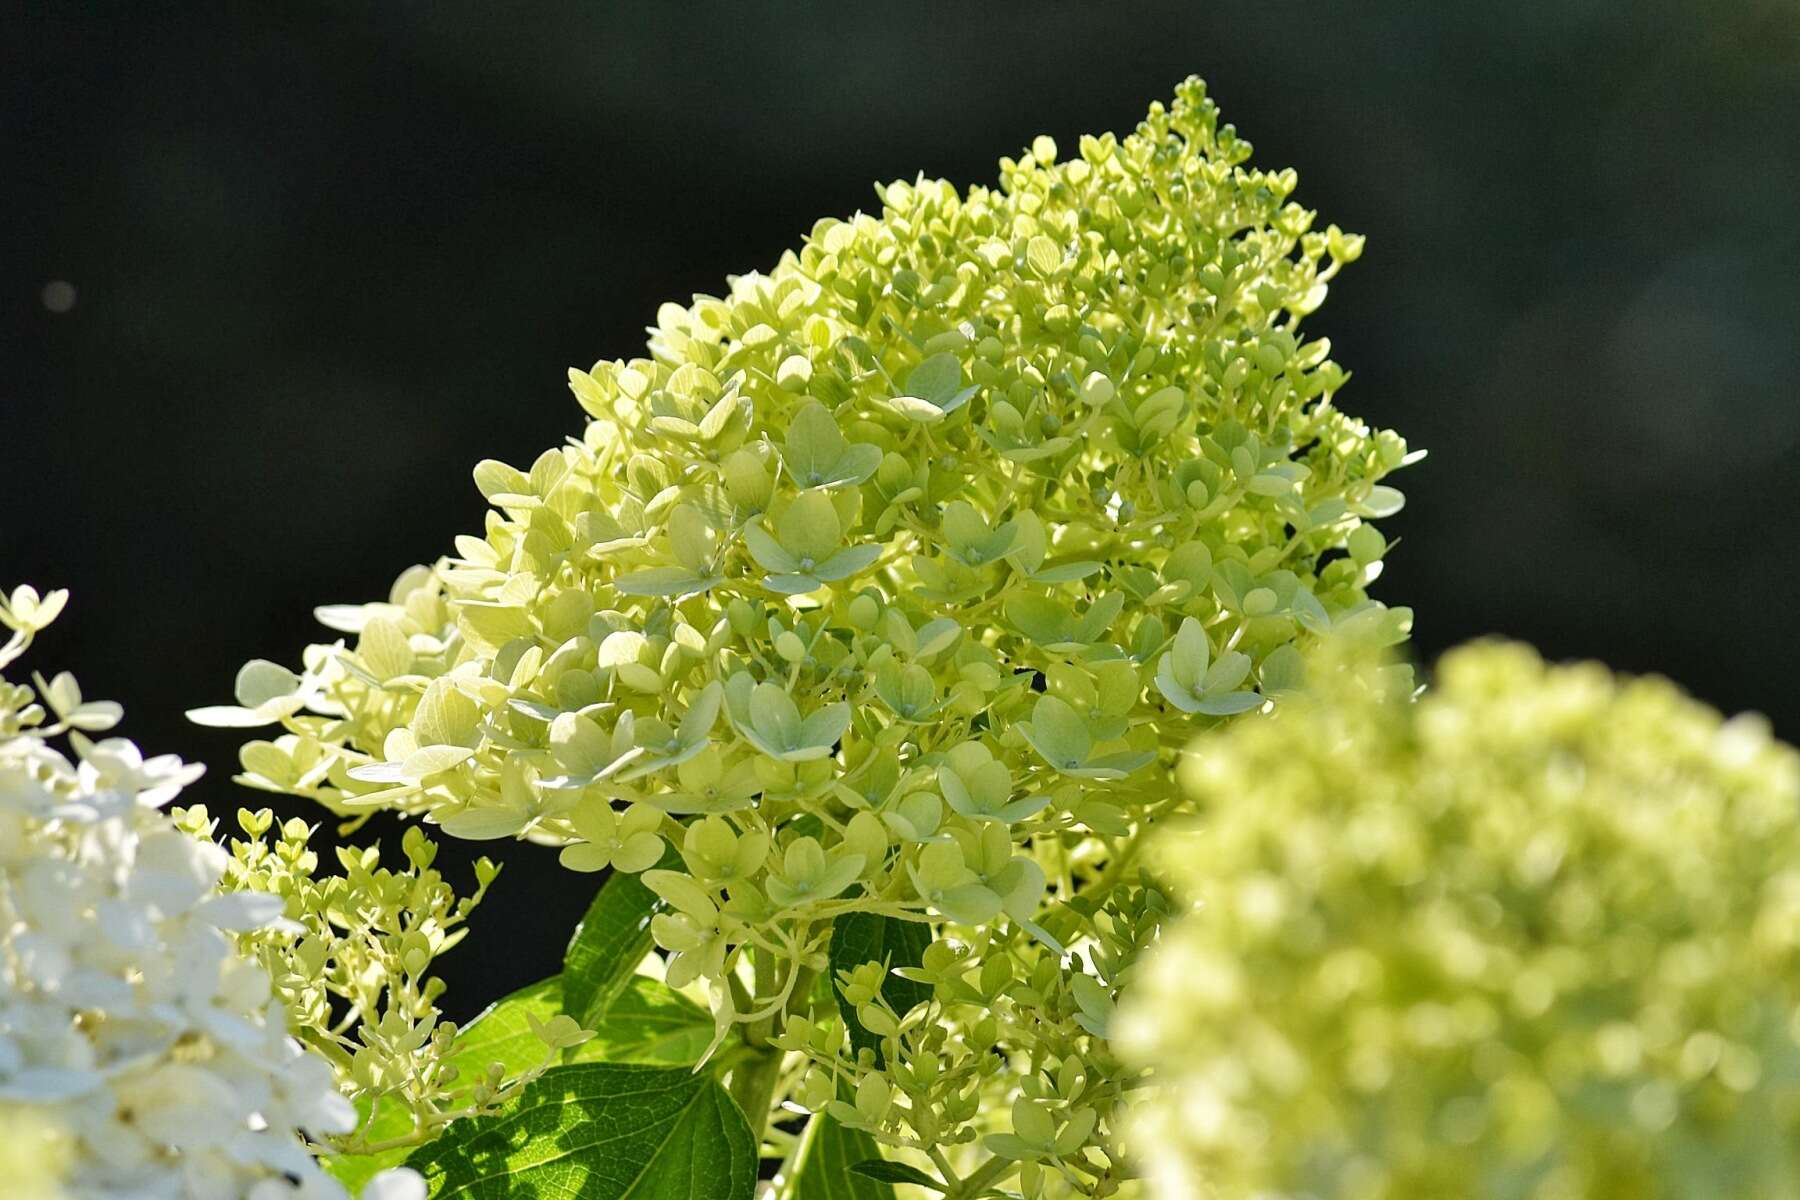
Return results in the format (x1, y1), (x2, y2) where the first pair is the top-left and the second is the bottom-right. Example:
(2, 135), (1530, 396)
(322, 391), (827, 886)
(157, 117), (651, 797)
(7, 3), (1799, 1016)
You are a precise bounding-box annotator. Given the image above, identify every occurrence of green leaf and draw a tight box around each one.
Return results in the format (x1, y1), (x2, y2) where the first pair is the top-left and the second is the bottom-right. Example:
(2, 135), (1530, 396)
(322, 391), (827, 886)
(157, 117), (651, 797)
(848, 1159), (945, 1192)
(455, 977), (574, 1074)
(327, 975), (623, 1191)
(451, 973), (712, 1071)
(585, 974), (716, 1065)
(405, 1063), (756, 1199)
(793, 1112), (897, 1199)
(828, 912), (933, 1062)
(563, 846), (681, 1027)
(322, 1111), (412, 1190)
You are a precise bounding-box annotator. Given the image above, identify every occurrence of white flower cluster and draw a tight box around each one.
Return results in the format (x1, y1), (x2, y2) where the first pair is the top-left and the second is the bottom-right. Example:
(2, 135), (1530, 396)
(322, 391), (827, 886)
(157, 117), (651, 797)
(0, 587), (420, 1200)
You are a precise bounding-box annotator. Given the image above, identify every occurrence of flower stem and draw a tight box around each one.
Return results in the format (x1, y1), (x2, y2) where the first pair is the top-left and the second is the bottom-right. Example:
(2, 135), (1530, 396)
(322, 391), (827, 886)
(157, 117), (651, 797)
(947, 1154), (1015, 1199)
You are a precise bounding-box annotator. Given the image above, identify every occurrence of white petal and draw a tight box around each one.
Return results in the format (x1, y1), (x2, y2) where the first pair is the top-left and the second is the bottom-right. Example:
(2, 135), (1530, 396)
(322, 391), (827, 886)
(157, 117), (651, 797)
(0, 1065), (104, 1101)
(197, 891), (287, 931)
(362, 1168), (428, 1200)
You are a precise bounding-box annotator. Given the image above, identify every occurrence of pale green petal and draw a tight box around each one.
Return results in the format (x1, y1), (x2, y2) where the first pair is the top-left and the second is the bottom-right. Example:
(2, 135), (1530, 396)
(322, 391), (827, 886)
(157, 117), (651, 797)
(775, 493), (842, 564)
(1022, 695), (1092, 768)
(558, 842), (614, 873)
(612, 832), (665, 874)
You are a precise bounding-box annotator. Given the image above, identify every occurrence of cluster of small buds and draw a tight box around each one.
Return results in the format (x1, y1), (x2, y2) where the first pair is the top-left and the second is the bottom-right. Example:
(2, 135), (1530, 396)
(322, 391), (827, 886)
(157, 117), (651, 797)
(178, 804), (588, 1163)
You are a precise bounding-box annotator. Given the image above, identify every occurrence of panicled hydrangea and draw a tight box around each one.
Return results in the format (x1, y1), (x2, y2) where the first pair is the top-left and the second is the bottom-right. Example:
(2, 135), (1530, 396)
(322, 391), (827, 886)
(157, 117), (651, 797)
(0, 587), (422, 1200)
(197, 78), (1416, 1192)
(1118, 641), (1800, 1200)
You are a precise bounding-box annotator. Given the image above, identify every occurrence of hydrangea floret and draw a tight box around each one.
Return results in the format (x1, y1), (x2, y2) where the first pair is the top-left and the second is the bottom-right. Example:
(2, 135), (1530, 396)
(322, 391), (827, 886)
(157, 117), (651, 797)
(1119, 641), (1800, 1199)
(0, 586), (422, 1200)
(195, 78), (1416, 1195)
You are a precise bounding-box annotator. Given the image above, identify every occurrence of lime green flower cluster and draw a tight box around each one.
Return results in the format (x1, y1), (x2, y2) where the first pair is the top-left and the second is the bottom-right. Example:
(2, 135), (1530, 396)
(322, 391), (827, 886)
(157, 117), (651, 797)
(196, 77), (1414, 1192)
(1118, 641), (1800, 1199)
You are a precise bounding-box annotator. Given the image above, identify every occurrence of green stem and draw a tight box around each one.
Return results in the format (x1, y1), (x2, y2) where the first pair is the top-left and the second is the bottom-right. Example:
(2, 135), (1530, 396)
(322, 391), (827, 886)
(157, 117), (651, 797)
(729, 949), (786, 1145)
(1086, 788), (1190, 904)
(1087, 827), (1146, 898)
(947, 1154), (1016, 1199)
(927, 1147), (962, 1190)
(727, 1042), (785, 1147)
(771, 1110), (824, 1200)
(729, 951), (818, 1149)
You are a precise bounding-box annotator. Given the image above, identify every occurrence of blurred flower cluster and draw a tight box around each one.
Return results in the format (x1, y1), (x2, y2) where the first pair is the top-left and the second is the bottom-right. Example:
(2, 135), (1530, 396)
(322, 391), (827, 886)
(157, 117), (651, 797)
(0, 586), (420, 1200)
(1120, 640), (1800, 1199)
(194, 77), (1414, 1190)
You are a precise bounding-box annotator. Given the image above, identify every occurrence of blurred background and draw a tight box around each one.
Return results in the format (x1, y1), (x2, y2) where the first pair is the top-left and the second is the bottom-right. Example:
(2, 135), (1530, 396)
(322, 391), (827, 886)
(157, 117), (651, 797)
(7, 2), (1799, 1016)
